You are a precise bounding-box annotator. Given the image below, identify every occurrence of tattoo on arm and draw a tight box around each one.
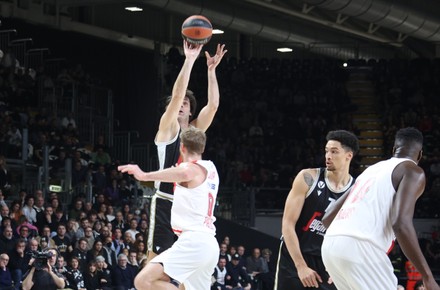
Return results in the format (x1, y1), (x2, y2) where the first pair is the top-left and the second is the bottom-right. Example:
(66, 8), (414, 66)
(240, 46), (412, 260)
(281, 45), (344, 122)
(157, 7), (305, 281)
(303, 172), (314, 188)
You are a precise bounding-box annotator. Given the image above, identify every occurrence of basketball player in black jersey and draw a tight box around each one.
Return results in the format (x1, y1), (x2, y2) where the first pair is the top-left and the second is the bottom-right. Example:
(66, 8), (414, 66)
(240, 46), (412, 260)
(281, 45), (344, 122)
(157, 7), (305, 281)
(146, 40), (227, 265)
(274, 130), (359, 290)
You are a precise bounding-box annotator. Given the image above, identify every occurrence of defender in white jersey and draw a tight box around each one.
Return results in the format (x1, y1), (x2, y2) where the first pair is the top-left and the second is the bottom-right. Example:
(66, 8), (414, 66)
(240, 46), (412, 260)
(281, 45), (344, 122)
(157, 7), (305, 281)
(119, 127), (220, 290)
(322, 127), (440, 290)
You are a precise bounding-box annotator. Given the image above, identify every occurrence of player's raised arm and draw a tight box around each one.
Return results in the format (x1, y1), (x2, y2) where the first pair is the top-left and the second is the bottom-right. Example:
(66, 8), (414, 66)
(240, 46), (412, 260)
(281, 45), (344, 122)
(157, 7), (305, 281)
(157, 41), (203, 142)
(191, 43), (227, 132)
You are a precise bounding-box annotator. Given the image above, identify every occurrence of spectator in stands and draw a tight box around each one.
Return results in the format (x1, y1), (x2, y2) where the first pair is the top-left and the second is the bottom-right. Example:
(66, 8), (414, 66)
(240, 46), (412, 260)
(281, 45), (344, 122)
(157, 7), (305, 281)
(0, 196), (9, 222)
(32, 194), (45, 217)
(9, 201), (23, 225)
(112, 253), (137, 290)
(110, 228), (125, 257)
(16, 224), (34, 242)
(246, 247), (267, 283)
(219, 242), (230, 262)
(86, 240), (110, 265)
(74, 217), (89, 240)
(261, 248), (275, 290)
(118, 179), (133, 202)
(95, 255), (113, 290)
(92, 165), (107, 194)
(65, 256), (86, 290)
(236, 245), (247, 269)
(0, 253), (13, 290)
(105, 205), (115, 222)
(104, 179), (120, 205)
(52, 207), (67, 232)
(36, 205), (55, 233)
(128, 251), (139, 268)
(96, 203), (109, 223)
(91, 220), (102, 239)
(52, 223), (73, 260)
(65, 218), (79, 245)
(50, 197), (63, 215)
(92, 147), (111, 168)
(8, 238), (29, 289)
(125, 218), (139, 241)
(82, 226), (95, 251)
(83, 261), (100, 290)
(137, 219), (148, 241)
(71, 237), (88, 272)
(21, 195), (37, 225)
(69, 198), (84, 222)
(226, 253), (251, 290)
(111, 211), (127, 232)
(0, 226), (15, 254)
(212, 256), (228, 290)
(36, 225), (56, 249)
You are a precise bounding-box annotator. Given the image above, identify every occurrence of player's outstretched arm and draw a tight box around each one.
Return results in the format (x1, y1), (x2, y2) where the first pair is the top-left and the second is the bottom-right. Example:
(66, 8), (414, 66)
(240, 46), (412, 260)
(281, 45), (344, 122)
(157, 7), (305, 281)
(118, 163), (201, 184)
(191, 43), (227, 132)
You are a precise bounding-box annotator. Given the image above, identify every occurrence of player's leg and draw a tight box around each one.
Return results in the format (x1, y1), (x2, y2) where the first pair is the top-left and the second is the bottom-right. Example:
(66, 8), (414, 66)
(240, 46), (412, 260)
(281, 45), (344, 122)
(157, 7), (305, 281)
(183, 234), (219, 290)
(134, 262), (176, 290)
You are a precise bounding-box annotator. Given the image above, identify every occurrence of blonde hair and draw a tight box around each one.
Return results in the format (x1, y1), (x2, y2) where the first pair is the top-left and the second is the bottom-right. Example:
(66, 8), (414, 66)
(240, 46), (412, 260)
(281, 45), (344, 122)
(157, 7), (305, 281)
(180, 127), (206, 154)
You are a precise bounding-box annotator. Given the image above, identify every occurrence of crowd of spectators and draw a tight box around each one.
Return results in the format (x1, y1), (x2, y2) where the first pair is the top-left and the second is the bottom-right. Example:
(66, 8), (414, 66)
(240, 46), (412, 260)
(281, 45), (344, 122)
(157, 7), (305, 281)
(0, 44), (145, 289)
(0, 185), (146, 289)
(371, 58), (440, 219)
(211, 236), (276, 290)
(0, 31), (440, 289)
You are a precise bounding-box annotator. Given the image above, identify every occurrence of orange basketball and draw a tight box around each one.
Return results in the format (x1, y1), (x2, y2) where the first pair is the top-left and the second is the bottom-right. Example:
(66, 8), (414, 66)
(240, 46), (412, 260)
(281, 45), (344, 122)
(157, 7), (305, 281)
(181, 15), (213, 45)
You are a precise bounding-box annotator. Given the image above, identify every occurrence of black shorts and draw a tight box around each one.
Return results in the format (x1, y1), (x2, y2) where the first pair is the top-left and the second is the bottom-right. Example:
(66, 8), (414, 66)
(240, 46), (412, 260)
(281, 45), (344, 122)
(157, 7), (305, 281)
(274, 240), (336, 290)
(147, 195), (177, 254)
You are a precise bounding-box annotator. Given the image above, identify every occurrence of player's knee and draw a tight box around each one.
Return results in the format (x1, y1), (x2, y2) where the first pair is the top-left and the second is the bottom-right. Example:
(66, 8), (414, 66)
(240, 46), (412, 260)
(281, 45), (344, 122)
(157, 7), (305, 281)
(134, 273), (152, 290)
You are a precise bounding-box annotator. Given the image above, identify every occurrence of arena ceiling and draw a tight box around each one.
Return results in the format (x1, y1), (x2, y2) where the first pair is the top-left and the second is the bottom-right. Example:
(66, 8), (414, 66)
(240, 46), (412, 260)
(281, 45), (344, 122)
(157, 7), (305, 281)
(3, 0), (440, 59)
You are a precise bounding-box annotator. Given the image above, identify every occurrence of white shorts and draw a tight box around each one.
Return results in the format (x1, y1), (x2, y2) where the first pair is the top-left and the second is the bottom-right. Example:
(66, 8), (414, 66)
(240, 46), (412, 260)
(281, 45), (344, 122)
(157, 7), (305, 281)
(322, 235), (397, 290)
(151, 231), (219, 290)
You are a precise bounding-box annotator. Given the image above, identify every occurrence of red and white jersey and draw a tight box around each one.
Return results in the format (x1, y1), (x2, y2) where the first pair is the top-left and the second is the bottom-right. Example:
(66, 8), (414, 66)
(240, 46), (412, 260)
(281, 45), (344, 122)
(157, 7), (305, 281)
(171, 160), (219, 236)
(325, 157), (415, 253)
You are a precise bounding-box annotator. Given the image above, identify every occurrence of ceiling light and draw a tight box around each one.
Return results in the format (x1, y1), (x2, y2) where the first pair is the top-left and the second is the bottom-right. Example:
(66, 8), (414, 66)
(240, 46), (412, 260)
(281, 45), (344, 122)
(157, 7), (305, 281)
(125, 7), (143, 12)
(212, 29), (224, 34)
(277, 47), (292, 53)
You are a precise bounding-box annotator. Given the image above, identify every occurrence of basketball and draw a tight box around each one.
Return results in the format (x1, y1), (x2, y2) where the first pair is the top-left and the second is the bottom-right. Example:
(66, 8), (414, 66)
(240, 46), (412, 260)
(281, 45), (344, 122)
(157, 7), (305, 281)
(181, 15), (213, 45)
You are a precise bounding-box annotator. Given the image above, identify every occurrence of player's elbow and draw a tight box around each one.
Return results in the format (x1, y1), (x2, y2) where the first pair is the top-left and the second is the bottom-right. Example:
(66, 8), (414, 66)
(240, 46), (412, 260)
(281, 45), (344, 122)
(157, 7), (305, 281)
(392, 218), (411, 236)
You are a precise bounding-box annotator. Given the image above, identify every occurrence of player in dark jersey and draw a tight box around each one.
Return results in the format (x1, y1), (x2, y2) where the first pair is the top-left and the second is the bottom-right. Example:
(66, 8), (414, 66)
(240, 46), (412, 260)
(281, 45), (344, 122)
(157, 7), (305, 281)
(147, 40), (227, 263)
(274, 130), (359, 290)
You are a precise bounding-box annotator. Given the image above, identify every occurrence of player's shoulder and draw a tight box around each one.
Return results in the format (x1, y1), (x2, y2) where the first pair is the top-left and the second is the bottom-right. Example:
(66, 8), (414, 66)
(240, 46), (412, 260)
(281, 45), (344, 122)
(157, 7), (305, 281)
(299, 168), (321, 178)
(393, 159), (426, 183)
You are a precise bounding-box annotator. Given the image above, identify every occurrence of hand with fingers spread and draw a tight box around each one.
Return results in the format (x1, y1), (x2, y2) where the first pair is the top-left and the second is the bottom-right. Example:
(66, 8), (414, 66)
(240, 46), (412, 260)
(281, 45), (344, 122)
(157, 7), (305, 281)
(205, 43), (227, 71)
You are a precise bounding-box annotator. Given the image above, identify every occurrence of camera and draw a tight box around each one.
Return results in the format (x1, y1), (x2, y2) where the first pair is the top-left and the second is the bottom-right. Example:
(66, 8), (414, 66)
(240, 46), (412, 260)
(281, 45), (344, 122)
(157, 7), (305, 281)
(29, 250), (53, 270)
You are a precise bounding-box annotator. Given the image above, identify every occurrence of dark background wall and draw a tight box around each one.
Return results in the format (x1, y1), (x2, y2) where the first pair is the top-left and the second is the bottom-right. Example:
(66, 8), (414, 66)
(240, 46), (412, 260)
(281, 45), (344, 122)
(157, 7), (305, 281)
(3, 18), (159, 143)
